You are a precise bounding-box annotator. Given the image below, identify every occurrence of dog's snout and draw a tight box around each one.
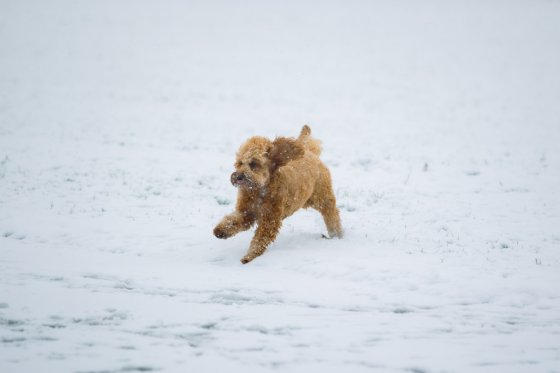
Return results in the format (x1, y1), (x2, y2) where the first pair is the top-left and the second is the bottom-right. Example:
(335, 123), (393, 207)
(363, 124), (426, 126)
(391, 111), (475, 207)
(230, 172), (245, 186)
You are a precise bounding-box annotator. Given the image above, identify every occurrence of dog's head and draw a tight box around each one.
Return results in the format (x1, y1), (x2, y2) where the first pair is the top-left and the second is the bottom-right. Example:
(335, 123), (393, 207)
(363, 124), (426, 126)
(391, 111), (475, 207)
(230, 135), (305, 190)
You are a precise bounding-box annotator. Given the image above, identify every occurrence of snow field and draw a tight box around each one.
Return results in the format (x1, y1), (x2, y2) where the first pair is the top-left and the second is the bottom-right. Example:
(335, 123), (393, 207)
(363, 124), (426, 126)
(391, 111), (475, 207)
(1, 0), (560, 372)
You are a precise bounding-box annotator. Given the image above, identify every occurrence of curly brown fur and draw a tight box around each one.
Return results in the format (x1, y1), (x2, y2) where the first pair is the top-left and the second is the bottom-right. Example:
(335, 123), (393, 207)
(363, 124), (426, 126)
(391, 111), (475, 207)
(214, 125), (343, 264)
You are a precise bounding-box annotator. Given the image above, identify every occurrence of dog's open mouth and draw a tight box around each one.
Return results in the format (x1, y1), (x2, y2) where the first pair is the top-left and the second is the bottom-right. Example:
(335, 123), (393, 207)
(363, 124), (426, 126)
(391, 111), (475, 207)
(232, 179), (249, 187)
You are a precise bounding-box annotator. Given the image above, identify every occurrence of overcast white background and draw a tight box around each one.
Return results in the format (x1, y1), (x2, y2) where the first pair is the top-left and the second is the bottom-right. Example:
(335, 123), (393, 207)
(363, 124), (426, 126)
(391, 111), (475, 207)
(1, 1), (559, 372)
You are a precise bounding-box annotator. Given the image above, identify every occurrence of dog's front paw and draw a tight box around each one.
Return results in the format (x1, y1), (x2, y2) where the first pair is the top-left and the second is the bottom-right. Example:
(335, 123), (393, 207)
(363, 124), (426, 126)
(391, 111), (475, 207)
(240, 255), (254, 264)
(213, 225), (230, 239)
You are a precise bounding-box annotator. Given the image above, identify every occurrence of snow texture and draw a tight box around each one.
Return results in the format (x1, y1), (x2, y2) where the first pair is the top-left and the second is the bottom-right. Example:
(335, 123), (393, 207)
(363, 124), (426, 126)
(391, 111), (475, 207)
(1, 0), (560, 372)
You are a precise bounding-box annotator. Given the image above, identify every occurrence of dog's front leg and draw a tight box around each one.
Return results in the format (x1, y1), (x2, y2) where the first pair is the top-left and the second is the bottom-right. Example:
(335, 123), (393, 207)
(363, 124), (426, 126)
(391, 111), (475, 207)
(240, 218), (282, 264)
(214, 210), (255, 239)
(241, 204), (283, 264)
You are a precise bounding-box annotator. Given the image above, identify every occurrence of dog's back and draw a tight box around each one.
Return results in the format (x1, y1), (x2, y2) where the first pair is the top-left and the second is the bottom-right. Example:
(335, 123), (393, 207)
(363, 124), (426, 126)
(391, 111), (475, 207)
(275, 126), (334, 218)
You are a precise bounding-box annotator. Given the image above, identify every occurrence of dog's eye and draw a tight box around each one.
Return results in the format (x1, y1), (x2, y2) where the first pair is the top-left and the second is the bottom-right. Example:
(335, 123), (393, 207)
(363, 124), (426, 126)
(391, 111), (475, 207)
(249, 160), (259, 170)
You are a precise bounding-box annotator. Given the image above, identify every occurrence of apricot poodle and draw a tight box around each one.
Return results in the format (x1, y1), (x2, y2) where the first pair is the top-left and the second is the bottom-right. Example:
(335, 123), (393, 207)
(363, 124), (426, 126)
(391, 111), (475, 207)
(213, 125), (343, 264)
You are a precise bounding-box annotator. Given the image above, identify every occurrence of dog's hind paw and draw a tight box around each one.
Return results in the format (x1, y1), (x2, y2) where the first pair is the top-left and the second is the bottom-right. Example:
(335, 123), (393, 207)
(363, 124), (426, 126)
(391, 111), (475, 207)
(322, 231), (343, 239)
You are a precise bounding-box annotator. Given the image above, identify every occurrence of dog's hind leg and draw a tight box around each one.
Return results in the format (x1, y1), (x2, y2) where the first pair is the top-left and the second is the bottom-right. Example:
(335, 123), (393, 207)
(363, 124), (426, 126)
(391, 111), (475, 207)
(310, 172), (343, 238)
(317, 197), (343, 238)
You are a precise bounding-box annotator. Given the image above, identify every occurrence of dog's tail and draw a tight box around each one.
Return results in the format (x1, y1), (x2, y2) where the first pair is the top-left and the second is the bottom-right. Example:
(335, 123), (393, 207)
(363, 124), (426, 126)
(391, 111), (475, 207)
(298, 125), (322, 156)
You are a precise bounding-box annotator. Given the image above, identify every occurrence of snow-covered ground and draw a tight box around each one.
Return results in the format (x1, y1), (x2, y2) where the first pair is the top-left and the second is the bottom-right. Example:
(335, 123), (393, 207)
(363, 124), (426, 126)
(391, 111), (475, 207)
(1, 0), (560, 372)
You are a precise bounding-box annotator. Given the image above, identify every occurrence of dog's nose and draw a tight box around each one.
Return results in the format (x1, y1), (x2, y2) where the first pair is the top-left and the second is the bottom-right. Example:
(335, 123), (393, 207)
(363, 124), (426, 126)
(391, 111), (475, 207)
(236, 174), (245, 181)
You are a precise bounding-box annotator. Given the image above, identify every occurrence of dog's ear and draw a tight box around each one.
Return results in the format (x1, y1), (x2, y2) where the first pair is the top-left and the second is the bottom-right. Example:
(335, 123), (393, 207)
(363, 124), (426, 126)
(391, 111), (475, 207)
(268, 137), (305, 171)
